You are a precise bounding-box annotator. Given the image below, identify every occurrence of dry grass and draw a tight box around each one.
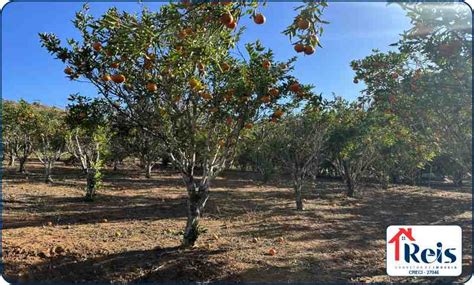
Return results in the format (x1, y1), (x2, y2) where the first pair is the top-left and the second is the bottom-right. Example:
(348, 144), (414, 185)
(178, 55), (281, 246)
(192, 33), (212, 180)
(2, 161), (472, 283)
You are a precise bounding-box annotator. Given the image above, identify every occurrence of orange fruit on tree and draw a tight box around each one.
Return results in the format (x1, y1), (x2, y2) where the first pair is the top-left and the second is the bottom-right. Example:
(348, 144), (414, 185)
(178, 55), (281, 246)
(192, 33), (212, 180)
(274, 109), (284, 118)
(112, 74), (126, 84)
(221, 13), (234, 25)
(197, 62), (205, 71)
(289, 82), (301, 93)
(226, 21), (237, 29)
(254, 13), (266, 25)
(226, 117), (233, 125)
(294, 44), (305, 53)
(391, 72), (399, 79)
(218, 139), (225, 147)
(261, 96), (271, 103)
(111, 62), (120, 68)
(221, 62), (231, 72)
(297, 19), (310, 30)
(93, 42), (102, 52)
(147, 82), (158, 92)
(304, 46), (315, 55)
(268, 88), (279, 97)
(102, 74), (112, 81)
(200, 92), (212, 100)
(244, 123), (253, 129)
(64, 67), (74, 75)
(105, 49), (113, 57)
(268, 248), (277, 256)
(262, 59), (271, 70)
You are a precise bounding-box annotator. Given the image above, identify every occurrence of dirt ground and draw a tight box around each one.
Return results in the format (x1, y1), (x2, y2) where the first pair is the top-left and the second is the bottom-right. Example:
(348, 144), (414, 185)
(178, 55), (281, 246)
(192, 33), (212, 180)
(2, 161), (472, 283)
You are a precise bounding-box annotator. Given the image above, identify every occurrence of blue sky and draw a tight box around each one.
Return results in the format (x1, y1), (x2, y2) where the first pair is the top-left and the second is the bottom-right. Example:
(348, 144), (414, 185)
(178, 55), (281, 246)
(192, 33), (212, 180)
(2, 2), (412, 108)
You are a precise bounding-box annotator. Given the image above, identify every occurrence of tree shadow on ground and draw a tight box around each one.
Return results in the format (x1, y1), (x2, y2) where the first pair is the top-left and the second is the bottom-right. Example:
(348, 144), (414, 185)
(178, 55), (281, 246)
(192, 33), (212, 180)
(3, 192), (187, 229)
(4, 246), (233, 283)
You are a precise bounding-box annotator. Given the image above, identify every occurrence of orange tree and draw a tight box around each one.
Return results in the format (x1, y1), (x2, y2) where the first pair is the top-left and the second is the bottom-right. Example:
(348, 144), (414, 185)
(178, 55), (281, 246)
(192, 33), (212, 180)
(275, 108), (331, 209)
(65, 95), (111, 201)
(396, 2), (472, 185)
(33, 105), (67, 183)
(326, 98), (376, 197)
(39, 1), (327, 246)
(351, 51), (437, 185)
(235, 121), (277, 182)
(2, 100), (39, 173)
(352, 2), (472, 185)
(325, 96), (417, 196)
(2, 100), (18, 167)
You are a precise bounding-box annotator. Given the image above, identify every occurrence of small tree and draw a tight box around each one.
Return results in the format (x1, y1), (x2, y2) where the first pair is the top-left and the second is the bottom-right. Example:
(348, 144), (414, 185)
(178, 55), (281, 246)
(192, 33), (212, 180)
(236, 123), (276, 182)
(66, 95), (111, 201)
(33, 105), (67, 183)
(327, 98), (378, 197)
(2, 100), (38, 173)
(269, 106), (330, 210)
(129, 128), (164, 178)
(107, 130), (130, 171)
(2, 100), (18, 167)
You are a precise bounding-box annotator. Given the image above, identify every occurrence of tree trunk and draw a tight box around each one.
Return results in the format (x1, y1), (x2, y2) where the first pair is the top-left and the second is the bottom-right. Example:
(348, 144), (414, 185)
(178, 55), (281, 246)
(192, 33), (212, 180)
(346, 175), (354, 197)
(18, 157), (27, 173)
(113, 160), (119, 171)
(390, 173), (399, 184)
(343, 161), (354, 197)
(161, 156), (170, 169)
(182, 179), (210, 247)
(145, 162), (153, 179)
(85, 168), (98, 201)
(44, 161), (53, 183)
(453, 170), (464, 186)
(380, 172), (389, 190)
(294, 178), (304, 211)
(8, 153), (16, 167)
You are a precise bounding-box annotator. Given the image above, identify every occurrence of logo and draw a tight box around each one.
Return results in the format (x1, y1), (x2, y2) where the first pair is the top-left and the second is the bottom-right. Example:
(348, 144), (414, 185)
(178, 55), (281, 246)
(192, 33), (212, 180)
(386, 225), (462, 276)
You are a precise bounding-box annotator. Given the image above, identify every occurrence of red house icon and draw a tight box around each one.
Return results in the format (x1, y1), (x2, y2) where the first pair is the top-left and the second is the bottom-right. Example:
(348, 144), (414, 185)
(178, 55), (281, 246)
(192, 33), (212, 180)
(388, 228), (416, 261)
